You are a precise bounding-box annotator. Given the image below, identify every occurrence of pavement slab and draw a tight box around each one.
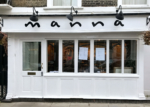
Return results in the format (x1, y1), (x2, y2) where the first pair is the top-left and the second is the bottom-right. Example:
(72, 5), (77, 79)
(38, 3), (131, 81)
(32, 102), (52, 107)
(0, 103), (15, 107)
(51, 102), (70, 107)
(89, 103), (109, 107)
(0, 102), (150, 107)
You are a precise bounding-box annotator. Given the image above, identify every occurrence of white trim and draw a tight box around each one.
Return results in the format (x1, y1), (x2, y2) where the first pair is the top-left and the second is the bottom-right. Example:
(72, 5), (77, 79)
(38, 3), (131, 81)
(122, 5), (150, 9)
(2, 30), (148, 34)
(0, 4), (12, 10)
(122, 40), (124, 74)
(90, 39), (94, 73)
(106, 40), (109, 74)
(59, 39), (62, 73)
(75, 39), (78, 73)
(43, 7), (83, 10)
(43, 73), (140, 78)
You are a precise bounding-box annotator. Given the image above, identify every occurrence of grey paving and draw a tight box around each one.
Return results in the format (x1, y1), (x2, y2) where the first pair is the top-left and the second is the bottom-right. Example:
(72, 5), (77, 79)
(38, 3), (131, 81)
(0, 102), (150, 107)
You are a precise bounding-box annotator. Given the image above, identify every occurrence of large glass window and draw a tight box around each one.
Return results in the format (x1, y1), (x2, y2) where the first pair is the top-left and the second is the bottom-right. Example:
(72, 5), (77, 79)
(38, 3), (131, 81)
(109, 40), (122, 73)
(94, 40), (106, 73)
(53, 0), (77, 6)
(63, 40), (74, 72)
(78, 40), (90, 73)
(122, 0), (147, 5)
(124, 40), (137, 74)
(23, 42), (41, 71)
(47, 40), (59, 73)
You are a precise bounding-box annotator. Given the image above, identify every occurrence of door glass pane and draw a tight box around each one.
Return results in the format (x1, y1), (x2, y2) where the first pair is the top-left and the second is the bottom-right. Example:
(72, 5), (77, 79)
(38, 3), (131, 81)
(124, 40), (137, 74)
(53, 0), (77, 6)
(122, 0), (147, 5)
(47, 40), (59, 73)
(94, 40), (106, 73)
(78, 40), (90, 73)
(23, 42), (41, 71)
(109, 40), (122, 73)
(63, 40), (74, 72)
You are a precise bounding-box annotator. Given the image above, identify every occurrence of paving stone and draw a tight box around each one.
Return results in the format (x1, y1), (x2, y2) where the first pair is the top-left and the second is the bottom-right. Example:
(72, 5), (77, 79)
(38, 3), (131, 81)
(13, 102), (36, 107)
(70, 103), (90, 107)
(109, 103), (126, 107)
(51, 102), (70, 107)
(89, 103), (109, 107)
(144, 104), (150, 107)
(126, 104), (144, 107)
(32, 102), (52, 107)
(0, 103), (16, 107)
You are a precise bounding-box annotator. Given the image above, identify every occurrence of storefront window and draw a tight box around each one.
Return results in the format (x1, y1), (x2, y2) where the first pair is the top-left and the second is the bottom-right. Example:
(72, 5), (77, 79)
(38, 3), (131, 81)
(78, 40), (90, 73)
(63, 40), (74, 72)
(23, 42), (41, 71)
(109, 40), (122, 73)
(94, 40), (106, 73)
(47, 40), (59, 73)
(124, 40), (137, 74)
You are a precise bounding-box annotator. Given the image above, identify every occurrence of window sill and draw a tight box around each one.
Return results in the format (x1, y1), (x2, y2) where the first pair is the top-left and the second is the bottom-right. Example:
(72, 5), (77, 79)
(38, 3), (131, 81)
(122, 5), (150, 9)
(43, 6), (83, 10)
(0, 4), (12, 10)
(43, 73), (139, 78)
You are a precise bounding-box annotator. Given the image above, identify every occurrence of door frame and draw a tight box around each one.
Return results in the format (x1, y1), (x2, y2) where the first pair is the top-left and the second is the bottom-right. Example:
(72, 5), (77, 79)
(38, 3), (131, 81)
(18, 39), (45, 98)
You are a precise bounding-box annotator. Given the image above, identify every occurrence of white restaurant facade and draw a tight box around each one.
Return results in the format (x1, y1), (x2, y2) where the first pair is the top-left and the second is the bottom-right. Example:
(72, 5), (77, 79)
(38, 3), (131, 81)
(0, 0), (150, 100)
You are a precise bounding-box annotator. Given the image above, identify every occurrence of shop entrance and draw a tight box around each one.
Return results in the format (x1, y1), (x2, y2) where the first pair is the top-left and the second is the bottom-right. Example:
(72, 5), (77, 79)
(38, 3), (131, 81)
(19, 41), (43, 97)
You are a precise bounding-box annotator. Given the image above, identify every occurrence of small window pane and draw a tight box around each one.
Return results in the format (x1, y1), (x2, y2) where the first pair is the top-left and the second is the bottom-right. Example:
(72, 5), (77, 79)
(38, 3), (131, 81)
(47, 40), (59, 73)
(94, 40), (106, 73)
(124, 40), (137, 74)
(109, 40), (122, 73)
(53, 0), (77, 6)
(122, 0), (147, 5)
(23, 42), (41, 71)
(78, 40), (90, 73)
(63, 40), (74, 72)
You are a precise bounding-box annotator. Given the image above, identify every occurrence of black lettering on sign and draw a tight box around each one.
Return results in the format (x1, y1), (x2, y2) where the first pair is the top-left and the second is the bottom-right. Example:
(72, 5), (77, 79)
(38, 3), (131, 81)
(70, 22), (82, 27)
(51, 21), (60, 27)
(25, 21), (40, 27)
(92, 21), (104, 27)
(114, 20), (124, 27)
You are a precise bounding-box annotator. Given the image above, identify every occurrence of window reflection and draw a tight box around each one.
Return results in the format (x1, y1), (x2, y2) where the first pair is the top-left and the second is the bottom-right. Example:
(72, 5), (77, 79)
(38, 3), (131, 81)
(78, 40), (90, 73)
(63, 40), (74, 72)
(47, 40), (59, 73)
(23, 42), (41, 71)
(124, 40), (137, 74)
(94, 40), (106, 73)
(109, 40), (122, 73)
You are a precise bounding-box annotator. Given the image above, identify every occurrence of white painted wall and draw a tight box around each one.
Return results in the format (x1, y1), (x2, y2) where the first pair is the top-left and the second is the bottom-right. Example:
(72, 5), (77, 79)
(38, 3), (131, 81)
(144, 45), (150, 96)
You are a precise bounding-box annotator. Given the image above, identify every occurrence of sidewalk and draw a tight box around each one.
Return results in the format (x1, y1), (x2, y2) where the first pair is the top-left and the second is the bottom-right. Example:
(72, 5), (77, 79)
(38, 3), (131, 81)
(0, 102), (150, 107)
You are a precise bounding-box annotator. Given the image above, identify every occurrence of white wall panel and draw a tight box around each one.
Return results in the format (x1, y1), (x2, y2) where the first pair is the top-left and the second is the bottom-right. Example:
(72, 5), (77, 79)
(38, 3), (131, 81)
(61, 79), (74, 96)
(46, 78), (59, 96)
(79, 79), (93, 96)
(109, 79), (123, 97)
(33, 77), (42, 91)
(124, 79), (137, 98)
(23, 77), (31, 91)
(94, 79), (108, 97)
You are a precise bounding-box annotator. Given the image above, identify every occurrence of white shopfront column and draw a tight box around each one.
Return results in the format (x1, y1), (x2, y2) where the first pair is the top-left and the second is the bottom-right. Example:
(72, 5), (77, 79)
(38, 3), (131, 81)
(138, 39), (146, 99)
(6, 34), (15, 100)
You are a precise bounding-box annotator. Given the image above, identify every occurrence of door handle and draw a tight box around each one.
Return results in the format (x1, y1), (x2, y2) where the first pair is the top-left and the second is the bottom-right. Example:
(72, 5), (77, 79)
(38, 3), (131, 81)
(41, 63), (43, 69)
